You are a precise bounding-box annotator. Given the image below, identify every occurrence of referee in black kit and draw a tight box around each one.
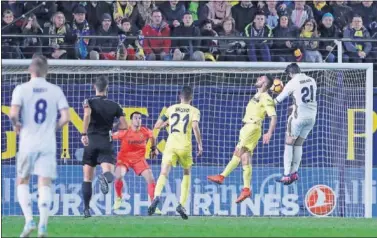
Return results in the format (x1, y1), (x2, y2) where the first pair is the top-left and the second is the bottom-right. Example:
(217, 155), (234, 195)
(81, 76), (128, 218)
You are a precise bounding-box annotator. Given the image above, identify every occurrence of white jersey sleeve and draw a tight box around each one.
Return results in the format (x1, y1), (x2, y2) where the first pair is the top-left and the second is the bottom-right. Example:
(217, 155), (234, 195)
(274, 79), (295, 104)
(57, 88), (69, 110)
(11, 85), (22, 106)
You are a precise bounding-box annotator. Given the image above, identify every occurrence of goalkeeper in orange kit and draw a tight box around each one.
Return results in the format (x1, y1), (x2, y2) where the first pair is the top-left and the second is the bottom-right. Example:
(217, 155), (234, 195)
(112, 112), (161, 214)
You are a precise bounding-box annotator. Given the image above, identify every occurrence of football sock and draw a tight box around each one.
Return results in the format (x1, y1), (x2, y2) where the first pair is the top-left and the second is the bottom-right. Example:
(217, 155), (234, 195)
(103, 171), (114, 183)
(179, 175), (191, 206)
(82, 182), (92, 209)
(154, 175), (167, 197)
(291, 146), (303, 173)
(283, 144), (294, 175)
(148, 183), (156, 201)
(38, 186), (52, 227)
(242, 164), (252, 189)
(115, 179), (123, 198)
(17, 184), (33, 223)
(221, 155), (241, 177)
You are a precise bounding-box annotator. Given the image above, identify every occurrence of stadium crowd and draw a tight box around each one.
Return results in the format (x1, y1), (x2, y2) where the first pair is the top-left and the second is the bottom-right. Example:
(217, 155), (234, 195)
(1, 0), (377, 63)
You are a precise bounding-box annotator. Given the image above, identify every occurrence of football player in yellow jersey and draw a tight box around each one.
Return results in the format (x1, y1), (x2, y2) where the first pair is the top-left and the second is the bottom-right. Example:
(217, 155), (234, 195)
(148, 86), (203, 219)
(208, 75), (277, 203)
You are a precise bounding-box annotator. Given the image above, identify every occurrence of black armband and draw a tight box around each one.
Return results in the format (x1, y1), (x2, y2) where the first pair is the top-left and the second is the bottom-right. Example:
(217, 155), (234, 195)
(161, 115), (168, 122)
(151, 146), (157, 151)
(82, 133), (87, 136)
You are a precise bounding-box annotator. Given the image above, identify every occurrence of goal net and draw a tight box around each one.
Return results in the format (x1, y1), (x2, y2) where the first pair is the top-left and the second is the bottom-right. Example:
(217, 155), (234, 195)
(1, 61), (373, 218)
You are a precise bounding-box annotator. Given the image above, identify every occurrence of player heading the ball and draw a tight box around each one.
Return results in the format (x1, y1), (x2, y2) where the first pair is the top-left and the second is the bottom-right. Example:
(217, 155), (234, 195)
(208, 75), (277, 204)
(112, 111), (161, 214)
(148, 86), (203, 219)
(275, 63), (317, 185)
(10, 54), (70, 237)
(81, 76), (128, 218)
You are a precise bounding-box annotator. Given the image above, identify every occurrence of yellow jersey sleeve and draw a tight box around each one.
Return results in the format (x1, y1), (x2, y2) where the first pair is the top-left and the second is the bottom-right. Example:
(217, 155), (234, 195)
(192, 108), (201, 122)
(262, 95), (277, 117)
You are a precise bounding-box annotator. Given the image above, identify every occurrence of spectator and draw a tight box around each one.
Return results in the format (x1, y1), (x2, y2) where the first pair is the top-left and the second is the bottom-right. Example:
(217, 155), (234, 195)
(272, 13), (301, 62)
(24, 1), (57, 28)
(231, 1), (257, 33)
(71, 6), (92, 59)
(278, 1), (294, 11)
(43, 12), (72, 59)
(57, 1), (80, 23)
(200, 19), (220, 61)
(290, 0), (314, 29)
(137, 0), (156, 28)
(2, 9), (22, 59)
(85, 1), (114, 30)
(89, 13), (119, 60)
(203, 1), (232, 31)
(142, 9), (171, 61)
(218, 17), (247, 61)
(264, 0), (280, 29)
(369, 21), (377, 65)
(318, 13), (341, 63)
(308, 0), (332, 23)
(354, 1), (377, 30)
(188, 0), (206, 25)
(331, 0), (353, 30)
(343, 14), (372, 63)
(117, 18), (144, 60)
(1, 0), (24, 19)
(21, 14), (43, 59)
(159, 0), (186, 31)
(244, 11), (273, 62)
(300, 19), (322, 62)
(113, 1), (142, 32)
(171, 12), (203, 61)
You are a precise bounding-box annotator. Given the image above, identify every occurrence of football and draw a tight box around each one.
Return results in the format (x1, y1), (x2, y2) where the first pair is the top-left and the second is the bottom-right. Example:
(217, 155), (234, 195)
(270, 79), (284, 94)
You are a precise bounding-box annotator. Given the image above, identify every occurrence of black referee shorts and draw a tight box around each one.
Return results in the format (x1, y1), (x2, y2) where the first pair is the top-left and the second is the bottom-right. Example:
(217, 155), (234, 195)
(82, 134), (115, 167)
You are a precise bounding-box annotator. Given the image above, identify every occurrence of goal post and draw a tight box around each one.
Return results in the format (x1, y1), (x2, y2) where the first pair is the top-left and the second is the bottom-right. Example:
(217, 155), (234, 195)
(1, 60), (373, 218)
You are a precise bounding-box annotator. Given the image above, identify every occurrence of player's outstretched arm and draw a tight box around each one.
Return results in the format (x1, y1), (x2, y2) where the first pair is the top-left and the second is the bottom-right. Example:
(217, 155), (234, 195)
(9, 105), (21, 134)
(263, 115), (277, 144)
(149, 135), (159, 159)
(192, 121), (203, 156)
(56, 108), (70, 130)
(274, 80), (293, 105)
(154, 118), (166, 130)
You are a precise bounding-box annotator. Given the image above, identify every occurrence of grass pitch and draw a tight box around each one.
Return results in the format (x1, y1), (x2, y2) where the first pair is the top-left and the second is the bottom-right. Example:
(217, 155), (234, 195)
(2, 216), (377, 237)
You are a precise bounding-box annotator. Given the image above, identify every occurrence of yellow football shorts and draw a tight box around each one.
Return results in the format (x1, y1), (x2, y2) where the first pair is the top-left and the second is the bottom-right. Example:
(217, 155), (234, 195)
(236, 123), (262, 153)
(162, 147), (193, 169)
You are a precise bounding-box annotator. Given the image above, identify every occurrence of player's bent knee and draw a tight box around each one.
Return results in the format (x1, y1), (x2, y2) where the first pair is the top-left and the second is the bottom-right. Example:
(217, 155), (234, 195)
(38, 177), (52, 187)
(183, 168), (191, 175)
(285, 136), (296, 145)
(17, 177), (29, 185)
(294, 137), (305, 146)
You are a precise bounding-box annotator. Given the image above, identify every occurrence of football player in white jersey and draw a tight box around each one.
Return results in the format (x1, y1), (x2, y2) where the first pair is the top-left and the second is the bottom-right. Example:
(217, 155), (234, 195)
(274, 63), (317, 185)
(9, 55), (70, 237)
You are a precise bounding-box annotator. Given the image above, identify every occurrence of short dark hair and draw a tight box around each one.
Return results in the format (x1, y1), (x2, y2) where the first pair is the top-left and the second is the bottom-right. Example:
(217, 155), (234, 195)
(183, 11), (192, 17)
(265, 75), (274, 89)
(130, 111), (142, 120)
(353, 14), (362, 19)
(180, 86), (193, 101)
(30, 54), (48, 77)
(121, 18), (131, 25)
(95, 76), (109, 93)
(285, 63), (301, 75)
(151, 9), (161, 16)
(254, 10), (266, 19)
